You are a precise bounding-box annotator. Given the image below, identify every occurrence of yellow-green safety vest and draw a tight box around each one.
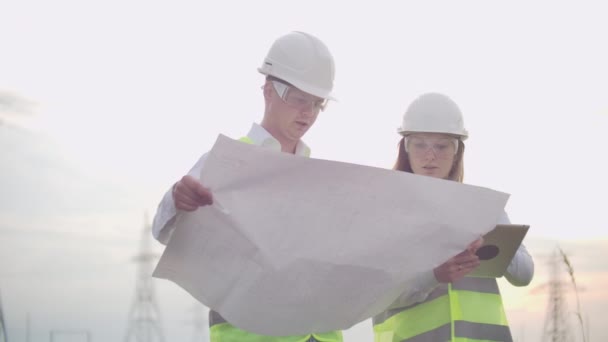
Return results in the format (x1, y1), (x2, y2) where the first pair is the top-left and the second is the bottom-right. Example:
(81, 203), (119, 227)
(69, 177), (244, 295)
(209, 136), (340, 342)
(373, 277), (512, 342)
(210, 311), (343, 342)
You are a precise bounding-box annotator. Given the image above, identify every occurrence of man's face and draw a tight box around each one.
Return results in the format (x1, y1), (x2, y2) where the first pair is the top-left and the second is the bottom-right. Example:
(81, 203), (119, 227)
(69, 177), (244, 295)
(262, 80), (324, 144)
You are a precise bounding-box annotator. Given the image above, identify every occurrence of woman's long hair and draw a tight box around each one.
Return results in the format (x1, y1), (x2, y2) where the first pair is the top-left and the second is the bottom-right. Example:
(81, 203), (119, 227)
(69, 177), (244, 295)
(393, 136), (465, 182)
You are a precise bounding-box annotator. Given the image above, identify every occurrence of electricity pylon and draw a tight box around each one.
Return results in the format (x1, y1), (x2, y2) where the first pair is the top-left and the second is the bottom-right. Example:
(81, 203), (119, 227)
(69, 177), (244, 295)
(540, 249), (572, 342)
(123, 214), (166, 342)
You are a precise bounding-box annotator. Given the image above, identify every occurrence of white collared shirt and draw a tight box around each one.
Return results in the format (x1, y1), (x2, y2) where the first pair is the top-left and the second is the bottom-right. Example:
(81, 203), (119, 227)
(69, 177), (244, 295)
(152, 123), (311, 244)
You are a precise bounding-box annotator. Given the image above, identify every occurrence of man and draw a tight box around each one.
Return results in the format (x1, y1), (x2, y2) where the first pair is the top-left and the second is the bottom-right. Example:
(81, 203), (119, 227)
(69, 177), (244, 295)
(152, 31), (342, 342)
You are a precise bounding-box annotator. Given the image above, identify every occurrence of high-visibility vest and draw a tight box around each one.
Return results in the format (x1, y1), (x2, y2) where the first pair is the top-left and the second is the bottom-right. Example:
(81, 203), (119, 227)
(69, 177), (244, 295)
(208, 136), (341, 342)
(210, 311), (343, 342)
(373, 277), (512, 342)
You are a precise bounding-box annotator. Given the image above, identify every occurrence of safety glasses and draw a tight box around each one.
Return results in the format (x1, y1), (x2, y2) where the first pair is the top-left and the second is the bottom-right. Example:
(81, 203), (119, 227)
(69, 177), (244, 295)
(404, 136), (459, 159)
(271, 81), (328, 112)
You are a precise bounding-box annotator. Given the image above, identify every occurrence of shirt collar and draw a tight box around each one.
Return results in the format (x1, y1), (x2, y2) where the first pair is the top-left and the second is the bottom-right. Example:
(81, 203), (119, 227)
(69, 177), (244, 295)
(246, 123), (311, 157)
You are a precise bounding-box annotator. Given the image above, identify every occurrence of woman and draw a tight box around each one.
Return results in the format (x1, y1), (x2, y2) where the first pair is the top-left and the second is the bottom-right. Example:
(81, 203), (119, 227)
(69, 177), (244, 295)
(373, 93), (534, 342)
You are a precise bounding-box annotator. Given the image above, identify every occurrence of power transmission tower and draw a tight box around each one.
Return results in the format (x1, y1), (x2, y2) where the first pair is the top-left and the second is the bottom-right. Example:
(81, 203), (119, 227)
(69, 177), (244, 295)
(0, 291), (7, 342)
(541, 249), (572, 342)
(123, 214), (166, 342)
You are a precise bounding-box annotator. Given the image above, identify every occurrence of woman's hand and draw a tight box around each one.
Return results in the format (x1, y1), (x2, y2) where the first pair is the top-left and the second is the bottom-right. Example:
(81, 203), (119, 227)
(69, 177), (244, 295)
(433, 237), (484, 283)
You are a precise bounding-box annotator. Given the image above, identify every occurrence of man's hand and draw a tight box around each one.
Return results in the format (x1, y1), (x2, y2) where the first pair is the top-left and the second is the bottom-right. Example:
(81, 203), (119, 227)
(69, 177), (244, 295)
(172, 175), (213, 211)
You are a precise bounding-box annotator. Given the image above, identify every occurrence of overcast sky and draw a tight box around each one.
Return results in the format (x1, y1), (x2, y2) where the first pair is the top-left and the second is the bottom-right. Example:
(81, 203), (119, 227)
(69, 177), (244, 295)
(1, 1), (607, 341)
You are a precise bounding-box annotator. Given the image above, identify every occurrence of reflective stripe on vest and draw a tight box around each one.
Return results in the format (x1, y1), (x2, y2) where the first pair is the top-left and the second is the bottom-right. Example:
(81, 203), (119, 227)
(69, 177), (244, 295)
(373, 277), (512, 342)
(209, 136), (340, 342)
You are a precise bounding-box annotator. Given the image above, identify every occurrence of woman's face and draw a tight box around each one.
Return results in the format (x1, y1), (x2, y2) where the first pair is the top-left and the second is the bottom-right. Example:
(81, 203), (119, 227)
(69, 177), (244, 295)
(406, 133), (458, 179)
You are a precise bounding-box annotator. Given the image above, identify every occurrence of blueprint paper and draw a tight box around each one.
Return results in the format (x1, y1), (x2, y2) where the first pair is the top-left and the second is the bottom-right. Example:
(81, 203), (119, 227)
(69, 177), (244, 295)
(153, 134), (509, 335)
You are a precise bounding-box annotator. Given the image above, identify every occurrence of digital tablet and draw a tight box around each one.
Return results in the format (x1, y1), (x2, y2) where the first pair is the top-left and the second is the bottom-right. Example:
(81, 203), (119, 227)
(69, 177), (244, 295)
(469, 224), (530, 278)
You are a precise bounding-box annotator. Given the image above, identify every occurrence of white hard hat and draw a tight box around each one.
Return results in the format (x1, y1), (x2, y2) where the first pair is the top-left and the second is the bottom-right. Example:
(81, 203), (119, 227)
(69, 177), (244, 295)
(258, 31), (336, 100)
(398, 93), (468, 140)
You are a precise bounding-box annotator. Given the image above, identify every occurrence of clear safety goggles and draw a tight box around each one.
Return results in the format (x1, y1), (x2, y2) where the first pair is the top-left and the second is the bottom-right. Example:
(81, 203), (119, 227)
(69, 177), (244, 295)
(404, 135), (459, 159)
(272, 81), (328, 112)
